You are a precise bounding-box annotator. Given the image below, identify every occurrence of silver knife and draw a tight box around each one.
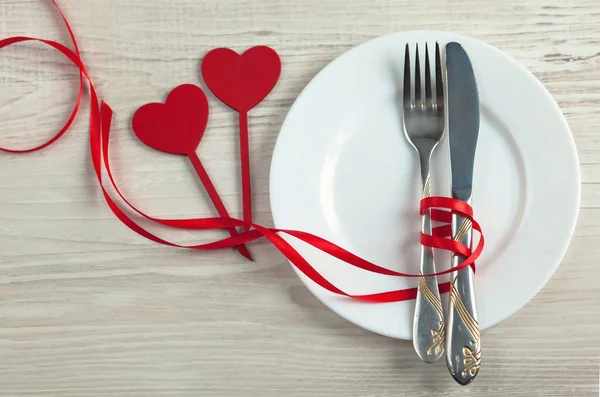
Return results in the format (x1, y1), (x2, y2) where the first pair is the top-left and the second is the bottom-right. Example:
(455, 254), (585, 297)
(445, 42), (481, 385)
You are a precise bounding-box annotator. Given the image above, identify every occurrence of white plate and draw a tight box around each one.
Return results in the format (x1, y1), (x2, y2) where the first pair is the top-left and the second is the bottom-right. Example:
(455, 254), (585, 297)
(269, 31), (580, 340)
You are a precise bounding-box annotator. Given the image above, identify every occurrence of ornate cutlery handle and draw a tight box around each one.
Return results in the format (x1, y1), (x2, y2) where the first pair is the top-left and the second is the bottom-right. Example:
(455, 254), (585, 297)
(446, 210), (481, 385)
(413, 157), (444, 363)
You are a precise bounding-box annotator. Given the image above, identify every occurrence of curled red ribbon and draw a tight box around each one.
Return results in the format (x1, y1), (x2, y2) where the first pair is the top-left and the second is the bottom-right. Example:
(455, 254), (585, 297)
(0, 0), (484, 303)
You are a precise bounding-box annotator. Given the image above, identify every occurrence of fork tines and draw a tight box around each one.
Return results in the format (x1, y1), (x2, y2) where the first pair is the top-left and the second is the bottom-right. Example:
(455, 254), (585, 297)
(403, 42), (444, 110)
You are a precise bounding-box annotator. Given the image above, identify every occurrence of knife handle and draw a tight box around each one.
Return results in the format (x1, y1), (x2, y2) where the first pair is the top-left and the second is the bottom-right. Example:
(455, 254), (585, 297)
(446, 211), (481, 385)
(413, 170), (444, 363)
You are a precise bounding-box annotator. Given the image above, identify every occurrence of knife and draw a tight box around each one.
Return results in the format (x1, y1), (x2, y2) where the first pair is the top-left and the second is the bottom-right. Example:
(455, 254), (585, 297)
(445, 42), (481, 385)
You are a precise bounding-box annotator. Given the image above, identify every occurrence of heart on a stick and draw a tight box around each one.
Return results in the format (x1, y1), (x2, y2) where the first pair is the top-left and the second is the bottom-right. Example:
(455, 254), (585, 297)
(201, 46), (280, 233)
(201, 46), (281, 112)
(132, 84), (209, 156)
(131, 83), (252, 260)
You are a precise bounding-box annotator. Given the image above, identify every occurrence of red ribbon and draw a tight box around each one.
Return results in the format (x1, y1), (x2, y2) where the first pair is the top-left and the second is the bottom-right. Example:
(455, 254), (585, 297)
(0, 0), (484, 303)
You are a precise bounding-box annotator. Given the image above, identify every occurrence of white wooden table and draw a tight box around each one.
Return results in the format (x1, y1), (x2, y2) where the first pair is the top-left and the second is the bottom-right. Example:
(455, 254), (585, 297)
(1, 0), (599, 395)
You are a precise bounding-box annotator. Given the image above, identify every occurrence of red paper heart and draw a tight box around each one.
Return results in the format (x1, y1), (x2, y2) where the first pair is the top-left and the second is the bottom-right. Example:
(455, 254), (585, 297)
(201, 46), (281, 112)
(132, 84), (209, 155)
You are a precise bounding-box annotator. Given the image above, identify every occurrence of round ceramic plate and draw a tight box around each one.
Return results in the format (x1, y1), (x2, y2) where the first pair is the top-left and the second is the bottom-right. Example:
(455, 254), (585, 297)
(269, 31), (580, 340)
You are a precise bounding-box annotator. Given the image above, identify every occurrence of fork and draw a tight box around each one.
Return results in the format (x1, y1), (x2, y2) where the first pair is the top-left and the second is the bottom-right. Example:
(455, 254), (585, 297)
(402, 42), (446, 363)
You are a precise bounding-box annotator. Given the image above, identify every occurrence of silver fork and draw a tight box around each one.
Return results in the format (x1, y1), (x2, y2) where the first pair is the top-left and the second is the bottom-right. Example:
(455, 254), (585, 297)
(402, 42), (446, 363)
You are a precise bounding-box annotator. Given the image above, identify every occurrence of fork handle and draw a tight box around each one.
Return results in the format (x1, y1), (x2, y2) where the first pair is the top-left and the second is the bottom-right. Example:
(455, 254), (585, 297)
(412, 155), (444, 363)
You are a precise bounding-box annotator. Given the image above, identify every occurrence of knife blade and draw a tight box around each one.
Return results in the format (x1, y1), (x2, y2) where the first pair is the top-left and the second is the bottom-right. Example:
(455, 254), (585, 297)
(445, 42), (481, 386)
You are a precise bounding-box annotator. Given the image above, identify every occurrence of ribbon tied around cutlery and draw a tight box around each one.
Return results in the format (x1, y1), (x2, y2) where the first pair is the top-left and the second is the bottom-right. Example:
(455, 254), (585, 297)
(0, 0), (484, 303)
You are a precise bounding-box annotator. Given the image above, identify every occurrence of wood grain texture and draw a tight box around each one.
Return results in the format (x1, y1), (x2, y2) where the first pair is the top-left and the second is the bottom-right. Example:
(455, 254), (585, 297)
(1, 0), (599, 395)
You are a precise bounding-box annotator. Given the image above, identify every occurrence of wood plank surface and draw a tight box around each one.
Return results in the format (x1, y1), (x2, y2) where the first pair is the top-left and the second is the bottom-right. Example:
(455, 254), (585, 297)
(0, 0), (599, 395)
